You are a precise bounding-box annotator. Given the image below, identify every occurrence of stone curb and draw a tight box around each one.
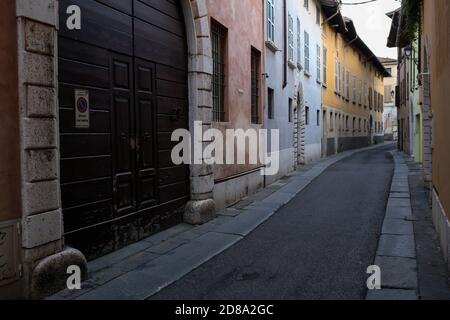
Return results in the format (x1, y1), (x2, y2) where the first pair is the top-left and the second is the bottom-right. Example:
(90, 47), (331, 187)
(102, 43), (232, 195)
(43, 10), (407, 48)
(366, 150), (419, 300)
(50, 142), (394, 300)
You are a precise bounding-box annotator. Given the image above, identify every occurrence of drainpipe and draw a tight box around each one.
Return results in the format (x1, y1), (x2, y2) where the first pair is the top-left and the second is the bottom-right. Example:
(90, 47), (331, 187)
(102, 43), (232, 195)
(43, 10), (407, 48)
(283, 0), (287, 88)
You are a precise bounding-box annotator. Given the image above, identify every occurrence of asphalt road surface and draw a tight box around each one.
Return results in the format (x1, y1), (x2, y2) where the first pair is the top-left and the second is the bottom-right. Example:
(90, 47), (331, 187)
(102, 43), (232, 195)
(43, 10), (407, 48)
(152, 145), (395, 300)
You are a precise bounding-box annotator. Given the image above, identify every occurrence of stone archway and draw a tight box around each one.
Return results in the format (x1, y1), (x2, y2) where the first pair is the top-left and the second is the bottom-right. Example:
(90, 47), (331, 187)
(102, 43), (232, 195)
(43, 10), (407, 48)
(181, 0), (216, 224)
(14, 0), (216, 298)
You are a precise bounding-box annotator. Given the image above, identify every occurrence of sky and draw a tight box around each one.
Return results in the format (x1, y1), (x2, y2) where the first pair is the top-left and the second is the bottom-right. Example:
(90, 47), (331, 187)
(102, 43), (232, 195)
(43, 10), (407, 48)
(340, 0), (401, 59)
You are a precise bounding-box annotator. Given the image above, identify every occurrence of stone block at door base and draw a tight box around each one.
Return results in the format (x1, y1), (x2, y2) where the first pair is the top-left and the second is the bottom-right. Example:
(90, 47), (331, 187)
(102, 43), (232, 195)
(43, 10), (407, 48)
(184, 199), (216, 225)
(31, 247), (87, 300)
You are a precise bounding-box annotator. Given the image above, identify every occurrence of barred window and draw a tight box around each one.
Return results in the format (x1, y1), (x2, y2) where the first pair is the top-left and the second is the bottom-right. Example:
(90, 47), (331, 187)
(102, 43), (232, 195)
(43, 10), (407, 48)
(267, 88), (274, 119)
(211, 20), (226, 122)
(251, 48), (261, 124)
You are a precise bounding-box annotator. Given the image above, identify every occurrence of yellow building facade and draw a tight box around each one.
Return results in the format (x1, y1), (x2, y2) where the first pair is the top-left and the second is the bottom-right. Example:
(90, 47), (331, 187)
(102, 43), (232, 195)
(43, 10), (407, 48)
(320, 1), (389, 156)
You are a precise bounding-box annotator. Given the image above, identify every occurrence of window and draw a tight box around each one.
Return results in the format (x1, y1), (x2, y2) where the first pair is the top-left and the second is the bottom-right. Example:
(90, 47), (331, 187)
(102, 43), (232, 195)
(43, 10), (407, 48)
(304, 31), (310, 74)
(317, 110), (320, 126)
(353, 117), (356, 132)
(323, 47), (327, 85)
(288, 98), (293, 123)
(266, 0), (275, 42)
(211, 20), (226, 122)
(288, 14), (294, 62)
(316, 5), (320, 25)
(364, 119), (367, 132)
(297, 18), (301, 66)
(359, 80), (363, 105)
(374, 91), (378, 111)
(346, 116), (349, 131)
(267, 88), (274, 119)
(316, 44), (321, 82)
(330, 112), (334, 131)
(384, 85), (392, 102)
(251, 48), (261, 124)
(345, 70), (350, 100)
(359, 118), (362, 132)
(363, 81), (367, 107)
(334, 59), (340, 93)
(369, 87), (373, 109)
(352, 76), (356, 103)
(305, 106), (310, 125)
(386, 67), (392, 74)
(304, 0), (309, 10)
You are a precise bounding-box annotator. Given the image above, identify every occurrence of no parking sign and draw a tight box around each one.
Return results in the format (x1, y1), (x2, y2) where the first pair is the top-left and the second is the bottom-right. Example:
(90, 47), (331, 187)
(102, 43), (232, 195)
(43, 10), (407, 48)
(75, 89), (90, 129)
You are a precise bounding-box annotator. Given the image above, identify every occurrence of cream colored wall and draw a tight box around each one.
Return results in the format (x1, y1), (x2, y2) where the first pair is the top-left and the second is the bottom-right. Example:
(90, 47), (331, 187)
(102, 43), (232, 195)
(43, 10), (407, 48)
(321, 21), (385, 139)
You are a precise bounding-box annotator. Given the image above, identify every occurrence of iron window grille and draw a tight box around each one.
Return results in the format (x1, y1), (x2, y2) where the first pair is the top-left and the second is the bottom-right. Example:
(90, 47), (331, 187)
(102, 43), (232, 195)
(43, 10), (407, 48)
(251, 48), (261, 124)
(211, 20), (226, 122)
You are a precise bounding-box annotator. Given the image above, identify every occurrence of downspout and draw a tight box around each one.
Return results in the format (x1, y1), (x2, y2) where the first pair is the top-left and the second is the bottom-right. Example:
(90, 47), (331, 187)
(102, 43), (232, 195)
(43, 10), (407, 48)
(283, 0), (287, 88)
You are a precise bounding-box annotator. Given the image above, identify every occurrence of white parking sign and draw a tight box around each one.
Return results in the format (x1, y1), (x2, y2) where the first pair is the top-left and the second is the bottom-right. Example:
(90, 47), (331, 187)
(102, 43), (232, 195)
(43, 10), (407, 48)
(75, 89), (90, 129)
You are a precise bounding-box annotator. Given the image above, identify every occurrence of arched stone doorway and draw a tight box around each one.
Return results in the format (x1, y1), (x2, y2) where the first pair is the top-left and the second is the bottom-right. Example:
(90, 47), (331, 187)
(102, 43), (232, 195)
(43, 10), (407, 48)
(15, 0), (215, 298)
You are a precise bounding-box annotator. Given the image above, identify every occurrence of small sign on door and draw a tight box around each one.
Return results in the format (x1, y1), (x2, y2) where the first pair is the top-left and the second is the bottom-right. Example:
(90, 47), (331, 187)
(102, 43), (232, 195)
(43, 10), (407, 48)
(75, 89), (90, 129)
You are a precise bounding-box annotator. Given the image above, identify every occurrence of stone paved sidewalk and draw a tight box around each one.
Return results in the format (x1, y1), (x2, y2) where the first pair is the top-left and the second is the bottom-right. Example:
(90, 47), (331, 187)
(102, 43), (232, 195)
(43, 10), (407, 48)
(50, 143), (393, 300)
(366, 150), (450, 300)
(367, 150), (419, 300)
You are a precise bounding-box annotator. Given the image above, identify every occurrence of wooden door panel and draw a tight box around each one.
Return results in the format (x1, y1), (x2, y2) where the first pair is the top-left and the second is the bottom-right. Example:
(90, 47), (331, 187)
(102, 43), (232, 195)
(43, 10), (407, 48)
(111, 54), (135, 216)
(134, 59), (157, 209)
(59, 0), (190, 259)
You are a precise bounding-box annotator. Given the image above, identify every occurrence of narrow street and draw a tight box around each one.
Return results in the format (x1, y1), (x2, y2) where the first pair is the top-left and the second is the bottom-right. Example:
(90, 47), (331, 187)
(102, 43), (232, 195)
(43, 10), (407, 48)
(152, 145), (395, 300)
(3, 0), (450, 304)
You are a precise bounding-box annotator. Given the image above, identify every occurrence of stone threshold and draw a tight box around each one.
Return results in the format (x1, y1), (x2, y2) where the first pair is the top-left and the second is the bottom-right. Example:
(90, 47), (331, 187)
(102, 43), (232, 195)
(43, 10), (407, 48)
(49, 143), (394, 300)
(366, 150), (419, 300)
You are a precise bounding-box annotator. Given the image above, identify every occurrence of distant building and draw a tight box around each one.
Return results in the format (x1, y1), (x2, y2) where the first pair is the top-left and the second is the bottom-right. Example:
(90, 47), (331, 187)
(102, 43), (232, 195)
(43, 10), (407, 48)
(387, 9), (422, 162)
(320, 0), (389, 157)
(378, 57), (398, 141)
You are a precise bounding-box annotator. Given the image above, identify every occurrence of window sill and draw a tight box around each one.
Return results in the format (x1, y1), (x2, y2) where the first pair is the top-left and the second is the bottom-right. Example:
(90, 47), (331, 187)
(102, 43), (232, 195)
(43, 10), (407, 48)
(297, 63), (303, 71)
(304, 71), (311, 78)
(265, 40), (280, 53)
(316, 79), (322, 85)
(288, 60), (297, 70)
(322, 83), (328, 88)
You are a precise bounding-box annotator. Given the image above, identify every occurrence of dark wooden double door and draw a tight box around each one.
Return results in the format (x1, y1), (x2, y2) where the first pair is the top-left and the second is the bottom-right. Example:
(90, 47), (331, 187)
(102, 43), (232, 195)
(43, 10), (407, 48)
(58, 0), (190, 259)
